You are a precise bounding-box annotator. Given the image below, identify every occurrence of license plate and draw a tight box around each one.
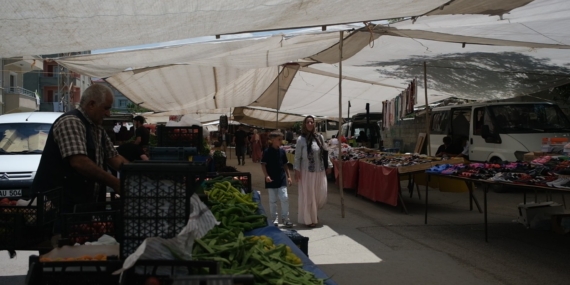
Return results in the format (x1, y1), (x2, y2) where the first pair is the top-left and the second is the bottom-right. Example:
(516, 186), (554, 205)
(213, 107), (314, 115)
(0, 189), (22, 197)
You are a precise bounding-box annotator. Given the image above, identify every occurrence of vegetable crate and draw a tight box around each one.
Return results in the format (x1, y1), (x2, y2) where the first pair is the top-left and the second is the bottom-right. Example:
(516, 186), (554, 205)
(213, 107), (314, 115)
(149, 146), (198, 161)
(118, 162), (207, 258)
(281, 229), (309, 257)
(27, 255), (122, 285)
(59, 212), (120, 246)
(157, 125), (203, 151)
(0, 187), (61, 251)
(120, 260), (220, 285)
(205, 172), (252, 193)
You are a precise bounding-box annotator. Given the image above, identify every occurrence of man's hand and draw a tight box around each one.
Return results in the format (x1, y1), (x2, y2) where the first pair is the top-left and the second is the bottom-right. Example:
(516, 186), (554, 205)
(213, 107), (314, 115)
(265, 176), (273, 183)
(287, 177), (292, 186)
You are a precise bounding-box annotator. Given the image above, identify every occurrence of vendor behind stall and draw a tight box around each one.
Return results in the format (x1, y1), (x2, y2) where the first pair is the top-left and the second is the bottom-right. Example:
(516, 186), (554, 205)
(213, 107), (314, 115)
(31, 84), (130, 213)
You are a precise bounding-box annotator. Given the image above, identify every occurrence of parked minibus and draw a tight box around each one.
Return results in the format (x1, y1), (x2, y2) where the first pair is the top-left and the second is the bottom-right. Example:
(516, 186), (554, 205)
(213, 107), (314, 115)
(429, 102), (570, 162)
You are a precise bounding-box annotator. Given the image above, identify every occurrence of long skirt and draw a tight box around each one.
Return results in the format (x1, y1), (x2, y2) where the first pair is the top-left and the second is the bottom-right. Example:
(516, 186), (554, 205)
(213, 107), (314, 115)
(252, 141), (262, 162)
(297, 169), (327, 225)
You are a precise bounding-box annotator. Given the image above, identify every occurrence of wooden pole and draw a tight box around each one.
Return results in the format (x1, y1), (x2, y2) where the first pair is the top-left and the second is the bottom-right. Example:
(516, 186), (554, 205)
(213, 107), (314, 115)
(338, 31), (345, 218)
(276, 65), (280, 129)
(424, 62), (431, 156)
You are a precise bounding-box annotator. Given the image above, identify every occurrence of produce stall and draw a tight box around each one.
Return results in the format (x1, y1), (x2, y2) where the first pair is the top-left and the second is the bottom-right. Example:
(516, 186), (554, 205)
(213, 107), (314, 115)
(24, 161), (335, 284)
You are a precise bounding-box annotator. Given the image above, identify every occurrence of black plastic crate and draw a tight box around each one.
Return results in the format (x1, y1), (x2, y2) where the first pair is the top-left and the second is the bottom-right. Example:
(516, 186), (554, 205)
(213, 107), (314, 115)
(281, 229), (309, 257)
(150, 147), (198, 161)
(157, 125), (203, 151)
(204, 172), (252, 193)
(120, 260), (220, 285)
(26, 255), (122, 285)
(172, 275), (255, 285)
(118, 162), (207, 258)
(0, 187), (61, 251)
(59, 210), (120, 246)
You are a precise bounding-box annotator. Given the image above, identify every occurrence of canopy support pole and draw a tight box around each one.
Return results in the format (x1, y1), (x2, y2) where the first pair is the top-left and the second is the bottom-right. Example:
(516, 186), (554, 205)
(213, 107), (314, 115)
(276, 65), (280, 129)
(424, 62), (431, 156)
(338, 31), (345, 218)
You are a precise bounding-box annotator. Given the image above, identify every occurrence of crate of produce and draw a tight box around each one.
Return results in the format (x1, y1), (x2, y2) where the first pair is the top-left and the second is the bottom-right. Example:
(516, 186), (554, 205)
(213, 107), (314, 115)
(281, 229), (309, 257)
(157, 125), (203, 151)
(0, 187), (61, 251)
(150, 146), (198, 161)
(59, 210), (120, 246)
(27, 254), (122, 285)
(204, 172), (252, 193)
(119, 162), (207, 258)
(120, 260), (220, 285)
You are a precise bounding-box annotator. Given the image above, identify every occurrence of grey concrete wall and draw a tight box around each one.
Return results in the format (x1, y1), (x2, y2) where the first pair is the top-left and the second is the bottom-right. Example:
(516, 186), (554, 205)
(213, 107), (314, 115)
(382, 115), (428, 153)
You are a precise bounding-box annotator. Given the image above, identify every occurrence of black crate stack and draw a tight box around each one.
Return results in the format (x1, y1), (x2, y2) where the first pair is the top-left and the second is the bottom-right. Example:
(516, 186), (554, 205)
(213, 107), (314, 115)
(118, 162), (207, 258)
(0, 187), (61, 251)
(156, 125), (203, 151)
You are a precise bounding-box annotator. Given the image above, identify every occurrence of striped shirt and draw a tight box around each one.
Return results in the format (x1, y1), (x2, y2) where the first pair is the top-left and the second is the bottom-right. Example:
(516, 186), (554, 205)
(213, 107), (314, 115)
(52, 107), (117, 191)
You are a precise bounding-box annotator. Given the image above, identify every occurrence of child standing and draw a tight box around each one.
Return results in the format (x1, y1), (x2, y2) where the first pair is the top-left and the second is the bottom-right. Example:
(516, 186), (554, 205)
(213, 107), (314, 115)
(261, 131), (293, 227)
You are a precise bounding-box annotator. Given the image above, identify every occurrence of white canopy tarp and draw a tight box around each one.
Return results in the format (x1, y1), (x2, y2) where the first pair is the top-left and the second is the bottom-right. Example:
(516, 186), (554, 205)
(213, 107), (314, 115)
(51, 0), (570, 124)
(1, 0), (534, 58)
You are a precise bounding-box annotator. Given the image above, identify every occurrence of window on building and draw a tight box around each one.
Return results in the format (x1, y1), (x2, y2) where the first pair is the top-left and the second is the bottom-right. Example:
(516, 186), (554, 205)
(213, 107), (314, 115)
(119, 100), (128, 108)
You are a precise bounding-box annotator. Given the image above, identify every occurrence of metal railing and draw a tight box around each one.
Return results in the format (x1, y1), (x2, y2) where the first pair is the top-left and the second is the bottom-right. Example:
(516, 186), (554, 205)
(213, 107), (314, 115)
(4, 86), (36, 99)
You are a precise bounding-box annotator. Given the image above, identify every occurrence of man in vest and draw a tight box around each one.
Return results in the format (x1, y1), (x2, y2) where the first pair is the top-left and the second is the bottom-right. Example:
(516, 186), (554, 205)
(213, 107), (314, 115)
(32, 84), (130, 213)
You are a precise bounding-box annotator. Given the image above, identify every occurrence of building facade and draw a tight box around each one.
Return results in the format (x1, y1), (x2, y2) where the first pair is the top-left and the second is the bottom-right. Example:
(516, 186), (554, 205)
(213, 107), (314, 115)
(22, 52), (92, 113)
(0, 57), (43, 115)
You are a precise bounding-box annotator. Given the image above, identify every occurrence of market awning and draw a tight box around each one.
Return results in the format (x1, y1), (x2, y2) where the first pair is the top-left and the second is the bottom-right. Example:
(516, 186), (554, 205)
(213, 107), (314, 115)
(0, 0), (534, 58)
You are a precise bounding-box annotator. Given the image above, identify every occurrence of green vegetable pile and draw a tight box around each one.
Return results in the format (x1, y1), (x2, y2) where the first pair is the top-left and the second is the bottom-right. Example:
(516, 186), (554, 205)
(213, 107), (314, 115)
(194, 228), (324, 285)
(192, 178), (325, 284)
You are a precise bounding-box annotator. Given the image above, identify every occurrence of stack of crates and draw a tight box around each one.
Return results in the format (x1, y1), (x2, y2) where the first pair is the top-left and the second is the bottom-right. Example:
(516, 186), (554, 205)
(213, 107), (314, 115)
(156, 125), (203, 151)
(118, 161), (207, 258)
(0, 187), (61, 251)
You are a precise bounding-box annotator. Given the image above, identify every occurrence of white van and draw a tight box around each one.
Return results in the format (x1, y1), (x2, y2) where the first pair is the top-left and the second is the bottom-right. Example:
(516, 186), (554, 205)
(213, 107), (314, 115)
(429, 102), (570, 162)
(339, 112), (383, 149)
(0, 112), (63, 198)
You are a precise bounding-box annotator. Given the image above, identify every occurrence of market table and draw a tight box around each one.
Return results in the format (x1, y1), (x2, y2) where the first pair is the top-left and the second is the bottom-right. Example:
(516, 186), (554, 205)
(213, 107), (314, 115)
(357, 160), (403, 210)
(332, 159), (359, 190)
(424, 173), (568, 242)
(250, 191), (337, 285)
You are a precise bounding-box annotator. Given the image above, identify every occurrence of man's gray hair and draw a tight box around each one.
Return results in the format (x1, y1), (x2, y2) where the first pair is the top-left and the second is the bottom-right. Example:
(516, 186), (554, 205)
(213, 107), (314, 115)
(80, 84), (113, 107)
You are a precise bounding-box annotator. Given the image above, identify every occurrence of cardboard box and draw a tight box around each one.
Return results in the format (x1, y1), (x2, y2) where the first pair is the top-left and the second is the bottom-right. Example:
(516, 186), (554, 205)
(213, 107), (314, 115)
(517, 202), (564, 228)
(551, 214), (570, 235)
(523, 152), (560, 162)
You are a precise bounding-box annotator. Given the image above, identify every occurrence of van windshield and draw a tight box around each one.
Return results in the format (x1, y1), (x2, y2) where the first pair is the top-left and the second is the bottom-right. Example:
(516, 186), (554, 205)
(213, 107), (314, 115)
(488, 104), (570, 133)
(0, 123), (52, 154)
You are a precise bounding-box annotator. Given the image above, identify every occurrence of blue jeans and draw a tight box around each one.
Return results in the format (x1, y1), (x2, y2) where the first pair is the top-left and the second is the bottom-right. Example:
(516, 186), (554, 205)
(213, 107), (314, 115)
(267, 186), (289, 221)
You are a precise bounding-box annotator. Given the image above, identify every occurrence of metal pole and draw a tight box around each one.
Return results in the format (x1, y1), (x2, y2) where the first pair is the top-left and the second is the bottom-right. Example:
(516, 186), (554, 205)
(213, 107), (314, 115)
(276, 66), (280, 129)
(424, 62), (431, 156)
(338, 31), (345, 218)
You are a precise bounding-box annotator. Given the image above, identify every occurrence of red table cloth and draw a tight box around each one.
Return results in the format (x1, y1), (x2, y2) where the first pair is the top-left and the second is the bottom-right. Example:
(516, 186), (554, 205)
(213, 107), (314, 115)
(357, 160), (400, 206)
(332, 159), (359, 189)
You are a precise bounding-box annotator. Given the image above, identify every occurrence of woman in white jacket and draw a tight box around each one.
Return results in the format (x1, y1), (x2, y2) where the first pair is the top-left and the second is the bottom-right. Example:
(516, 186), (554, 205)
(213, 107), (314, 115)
(294, 115), (333, 227)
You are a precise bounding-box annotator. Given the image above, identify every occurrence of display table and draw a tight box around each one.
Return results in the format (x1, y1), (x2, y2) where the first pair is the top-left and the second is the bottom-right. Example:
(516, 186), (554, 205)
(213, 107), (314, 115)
(332, 159), (359, 189)
(357, 160), (400, 207)
(424, 173), (569, 242)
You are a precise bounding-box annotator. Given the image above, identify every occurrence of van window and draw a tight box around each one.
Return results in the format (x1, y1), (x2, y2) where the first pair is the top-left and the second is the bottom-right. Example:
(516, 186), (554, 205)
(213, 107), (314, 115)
(451, 109), (471, 138)
(473, 108), (485, 135)
(488, 104), (570, 133)
(430, 111), (449, 134)
(0, 123), (52, 153)
(327, 120), (339, 131)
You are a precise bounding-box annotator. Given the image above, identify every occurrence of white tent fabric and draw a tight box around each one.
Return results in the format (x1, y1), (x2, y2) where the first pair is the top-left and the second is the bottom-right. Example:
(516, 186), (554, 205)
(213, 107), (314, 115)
(49, 0), (570, 125)
(1, 0), (534, 58)
(57, 32), (344, 78)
